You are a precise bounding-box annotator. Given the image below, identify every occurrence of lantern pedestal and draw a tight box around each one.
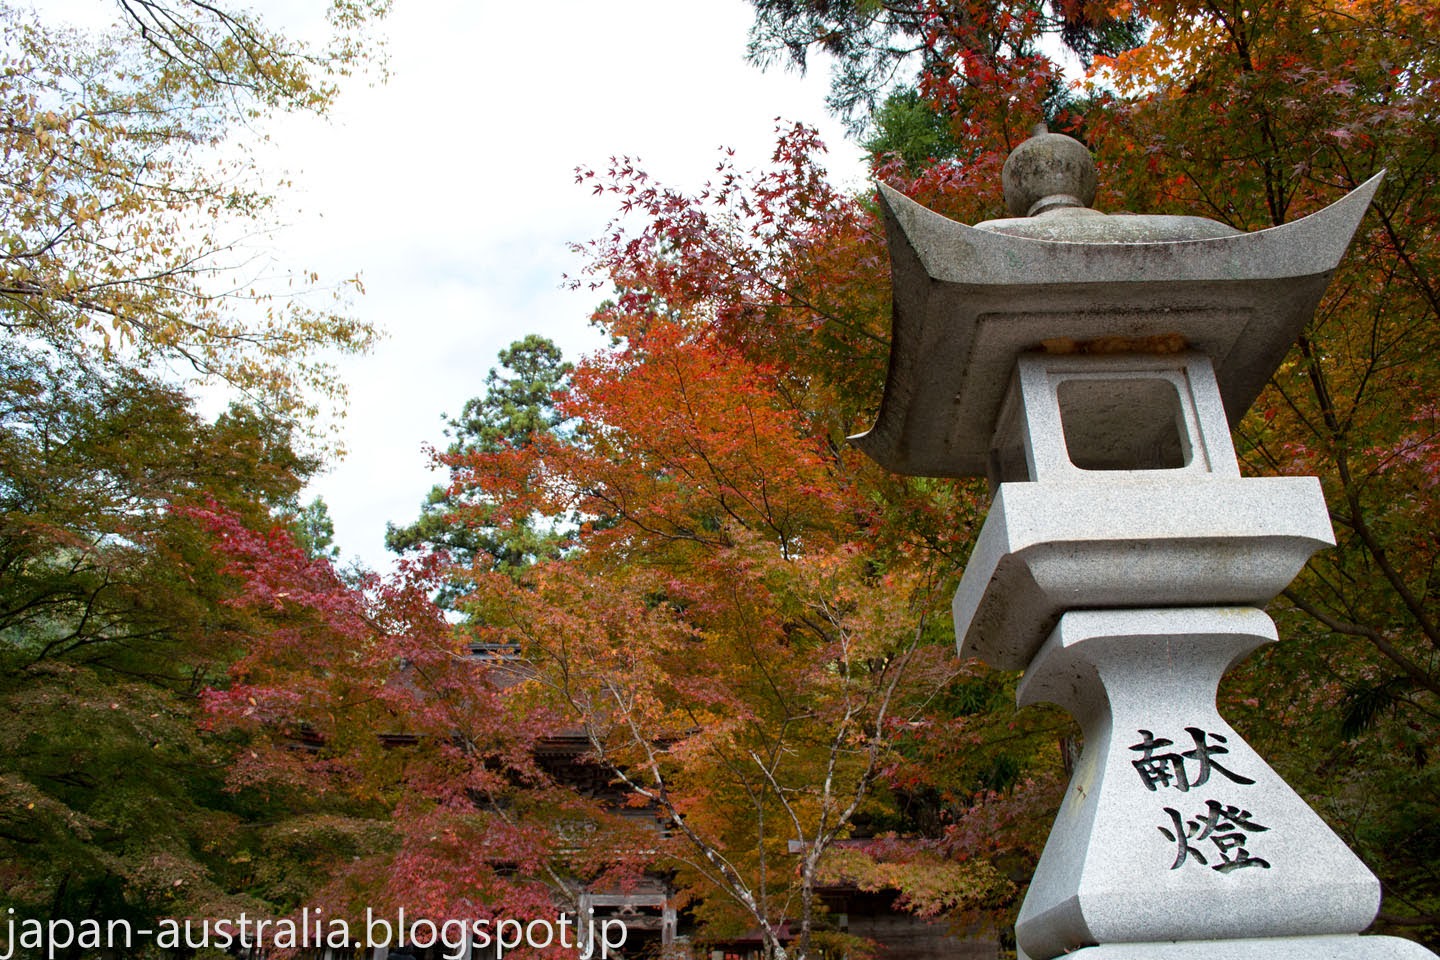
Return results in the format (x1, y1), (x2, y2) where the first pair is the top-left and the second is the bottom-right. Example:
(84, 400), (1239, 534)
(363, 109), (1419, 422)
(1012, 609), (1378, 960)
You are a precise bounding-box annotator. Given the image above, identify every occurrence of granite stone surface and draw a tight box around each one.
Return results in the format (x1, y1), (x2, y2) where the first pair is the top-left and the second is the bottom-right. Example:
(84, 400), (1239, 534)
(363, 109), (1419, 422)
(1019, 934), (1437, 959)
(1013, 609), (1380, 960)
(850, 175), (1382, 477)
(951, 476), (1335, 669)
(989, 352), (1240, 484)
(999, 128), (1098, 217)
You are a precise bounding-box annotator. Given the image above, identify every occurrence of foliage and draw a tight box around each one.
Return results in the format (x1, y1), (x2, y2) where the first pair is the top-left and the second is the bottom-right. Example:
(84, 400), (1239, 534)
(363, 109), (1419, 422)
(814, 842), (1014, 920)
(0, 0), (390, 942)
(432, 132), (1072, 957)
(387, 335), (573, 609)
(0, 342), (313, 670)
(196, 506), (653, 936)
(0, 0), (388, 425)
(862, 88), (964, 173)
(459, 321), (960, 958)
(0, 343), (343, 935)
(284, 496), (342, 561)
(744, 0), (1142, 133)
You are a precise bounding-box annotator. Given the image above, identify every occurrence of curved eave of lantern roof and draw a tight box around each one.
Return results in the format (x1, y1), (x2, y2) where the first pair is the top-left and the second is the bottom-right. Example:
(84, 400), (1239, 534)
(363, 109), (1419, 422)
(850, 174), (1383, 479)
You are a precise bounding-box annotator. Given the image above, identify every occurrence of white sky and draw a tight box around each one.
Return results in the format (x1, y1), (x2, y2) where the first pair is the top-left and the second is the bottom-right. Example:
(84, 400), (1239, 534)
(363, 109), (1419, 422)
(234, 0), (870, 572)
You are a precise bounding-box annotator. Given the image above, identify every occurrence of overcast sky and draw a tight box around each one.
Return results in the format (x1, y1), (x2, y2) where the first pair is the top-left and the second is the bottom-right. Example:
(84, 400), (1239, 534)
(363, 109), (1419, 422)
(244, 0), (869, 572)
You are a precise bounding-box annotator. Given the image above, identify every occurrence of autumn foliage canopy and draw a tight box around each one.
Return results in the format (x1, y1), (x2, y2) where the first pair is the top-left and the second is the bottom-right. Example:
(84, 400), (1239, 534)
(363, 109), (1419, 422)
(4, 0), (1439, 955)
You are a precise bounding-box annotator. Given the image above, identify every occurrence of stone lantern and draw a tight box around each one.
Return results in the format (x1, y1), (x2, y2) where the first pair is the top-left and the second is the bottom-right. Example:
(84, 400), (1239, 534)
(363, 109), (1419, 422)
(854, 128), (1434, 960)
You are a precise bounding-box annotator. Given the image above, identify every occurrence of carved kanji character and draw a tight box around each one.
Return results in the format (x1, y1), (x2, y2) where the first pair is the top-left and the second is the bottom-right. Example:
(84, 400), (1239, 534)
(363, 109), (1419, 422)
(1131, 730), (1189, 791)
(1159, 800), (1271, 873)
(1158, 806), (1207, 869)
(1181, 727), (1255, 788)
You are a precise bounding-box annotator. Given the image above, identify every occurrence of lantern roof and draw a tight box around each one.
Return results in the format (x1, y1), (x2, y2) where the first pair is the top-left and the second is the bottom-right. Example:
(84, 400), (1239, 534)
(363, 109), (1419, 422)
(850, 154), (1382, 478)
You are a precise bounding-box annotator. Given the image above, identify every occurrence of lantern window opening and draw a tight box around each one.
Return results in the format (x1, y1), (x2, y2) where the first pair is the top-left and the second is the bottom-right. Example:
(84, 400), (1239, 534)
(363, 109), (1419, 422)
(986, 352), (1242, 486)
(1056, 375), (1191, 472)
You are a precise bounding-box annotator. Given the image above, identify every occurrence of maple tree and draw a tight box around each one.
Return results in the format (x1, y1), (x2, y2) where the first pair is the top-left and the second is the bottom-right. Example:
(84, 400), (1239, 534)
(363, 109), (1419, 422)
(196, 505), (656, 941)
(0, 0), (393, 944)
(419, 132), (1074, 957)
(0, 342), (343, 939)
(455, 317), (976, 960)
